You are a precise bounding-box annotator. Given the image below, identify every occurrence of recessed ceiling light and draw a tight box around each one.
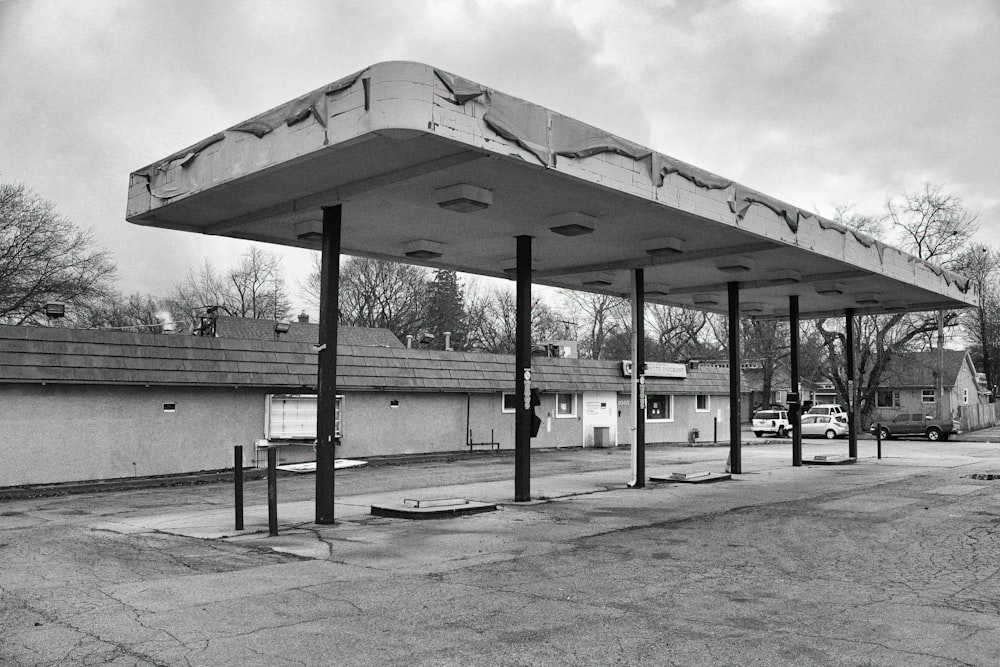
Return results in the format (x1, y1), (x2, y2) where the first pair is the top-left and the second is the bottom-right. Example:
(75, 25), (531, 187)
(767, 269), (801, 285)
(403, 239), (444, 260)
(581, 272), (614, 287)
(717, 256), (755, 273)
(815, 281), (844, 295)
(854, 292), (880, 305)
(549, 211), (596, 236)
(643, 236), (685, 257)
(436, 184), (492, 212)
(294, 219), (324, 241)
(692, 293), (721, 307)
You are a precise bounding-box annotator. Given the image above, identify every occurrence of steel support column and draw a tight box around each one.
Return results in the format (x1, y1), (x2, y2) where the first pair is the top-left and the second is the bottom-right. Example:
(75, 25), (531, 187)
(846, 307), (858, 459)
(315, 205), (341, 524)
(629, 268), (645, 488)
(789, 295), (802, 466)
(728, 281), (742, 474)
(514, 235), (532, 502)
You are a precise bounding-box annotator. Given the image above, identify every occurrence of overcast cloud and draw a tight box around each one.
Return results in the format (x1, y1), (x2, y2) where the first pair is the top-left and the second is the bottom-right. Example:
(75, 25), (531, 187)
(1, 0), (998, 315)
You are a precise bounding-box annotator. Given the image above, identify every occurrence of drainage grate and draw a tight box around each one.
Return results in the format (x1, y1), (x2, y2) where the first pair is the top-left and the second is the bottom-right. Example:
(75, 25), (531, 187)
(964, 473), (1000, 480)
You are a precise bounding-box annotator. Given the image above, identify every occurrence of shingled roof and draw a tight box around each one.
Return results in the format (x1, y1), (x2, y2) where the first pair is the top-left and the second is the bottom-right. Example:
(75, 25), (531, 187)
(0, 324), (728, 394)
(880, 350), (972, 388)
(212, 316), (403, 347)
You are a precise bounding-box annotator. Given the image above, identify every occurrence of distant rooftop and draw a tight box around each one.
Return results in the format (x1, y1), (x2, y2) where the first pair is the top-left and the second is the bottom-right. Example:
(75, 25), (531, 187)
(211, 315), (403, 348)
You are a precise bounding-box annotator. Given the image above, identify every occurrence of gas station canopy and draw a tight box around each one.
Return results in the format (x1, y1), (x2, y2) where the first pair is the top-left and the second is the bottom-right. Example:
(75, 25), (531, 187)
(127, 61), (976, 318)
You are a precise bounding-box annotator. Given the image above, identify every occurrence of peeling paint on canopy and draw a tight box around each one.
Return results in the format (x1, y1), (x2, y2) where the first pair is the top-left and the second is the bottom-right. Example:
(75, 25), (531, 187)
(126, 61), (976, 319)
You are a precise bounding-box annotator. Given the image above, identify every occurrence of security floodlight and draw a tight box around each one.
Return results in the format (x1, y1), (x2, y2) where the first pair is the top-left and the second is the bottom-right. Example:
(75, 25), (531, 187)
(44, 302), (66, 319)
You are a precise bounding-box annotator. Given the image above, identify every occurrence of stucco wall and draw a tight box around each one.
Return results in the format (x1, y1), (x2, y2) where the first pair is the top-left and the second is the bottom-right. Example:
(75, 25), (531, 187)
(1, 383), (734, 488)
(0, 384), (263, 487)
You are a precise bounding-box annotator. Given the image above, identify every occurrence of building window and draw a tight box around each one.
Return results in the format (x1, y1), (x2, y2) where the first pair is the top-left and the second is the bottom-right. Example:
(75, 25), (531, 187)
(695, 394), (710, 412)
(556, 393), (576, 418)
(963, 388), (969, 404)
(502, 392), (516, 413)
(921, 389), (935, 404)
(646, 394), (673, 422)
(876, 390), (900, 408)
(267, 394), (341, 439)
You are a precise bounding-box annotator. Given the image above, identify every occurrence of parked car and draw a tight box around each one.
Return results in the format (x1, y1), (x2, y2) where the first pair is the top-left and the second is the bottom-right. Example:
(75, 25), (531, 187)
(795, 414), (849, 439)
(752, 409), (791, 437)
(871, 413), (961, 441)
(807, 404), (847, 422)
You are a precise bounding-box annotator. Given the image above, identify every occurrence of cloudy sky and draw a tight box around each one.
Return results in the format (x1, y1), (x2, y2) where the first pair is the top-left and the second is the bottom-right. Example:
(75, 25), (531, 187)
(1, 0), (998, 316)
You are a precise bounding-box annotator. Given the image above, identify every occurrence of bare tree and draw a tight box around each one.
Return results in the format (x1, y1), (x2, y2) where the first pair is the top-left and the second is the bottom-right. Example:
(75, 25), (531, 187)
(226, 246), (292, 319)
(78, 291), (167, 331)
(307, 255), (428, 339)
(465, 284), (565, 354)
(886, 183), (979, 265)
(814, 186), (978, 426)
(646, 304), (720, 361)
(0, 181), (116, 324)
(562, 290), (629, 360)
(952, 243), (1000, 391)
(167, 247), (292, 329)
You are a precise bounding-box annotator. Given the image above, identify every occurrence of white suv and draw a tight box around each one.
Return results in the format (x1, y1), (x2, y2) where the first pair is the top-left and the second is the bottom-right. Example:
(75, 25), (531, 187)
(752, 409), (792, 437)
(807, 404), (847, 423)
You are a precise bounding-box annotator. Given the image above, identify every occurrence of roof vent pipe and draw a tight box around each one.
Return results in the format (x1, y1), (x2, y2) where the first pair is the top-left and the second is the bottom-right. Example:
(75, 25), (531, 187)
(406, 334), (413, 349)
(444, 331), (452, 351)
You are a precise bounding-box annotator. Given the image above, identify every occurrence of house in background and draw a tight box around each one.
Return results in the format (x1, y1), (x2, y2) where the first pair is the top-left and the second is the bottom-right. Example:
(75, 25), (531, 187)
(871, 349), (993, 430)
(0, 322), (731, 488)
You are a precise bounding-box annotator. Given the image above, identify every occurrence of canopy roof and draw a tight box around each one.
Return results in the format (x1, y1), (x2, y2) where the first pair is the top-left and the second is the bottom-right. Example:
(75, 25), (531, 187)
(127, 61), (977, 320)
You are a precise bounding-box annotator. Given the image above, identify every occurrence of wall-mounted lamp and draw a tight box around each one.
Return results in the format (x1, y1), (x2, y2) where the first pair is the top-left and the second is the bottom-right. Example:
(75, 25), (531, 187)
(716, 256), (755, 273)
(436, 183), (492, 212)
(643, 236), (685, 257)
(549, 211), (596, 236)
(44, 302), (66, 319)
(390, 399), (400, 408)
(403, 239), (444, 260)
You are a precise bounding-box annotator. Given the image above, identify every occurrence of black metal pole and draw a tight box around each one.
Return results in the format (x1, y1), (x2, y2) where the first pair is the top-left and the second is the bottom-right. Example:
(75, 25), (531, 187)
(876, 422), (882, 459)
(234, 445), (244, 531)
(790, 295), (802, 467)
(267, 447), (278, 537)
(630, 268), (645, 488)
(846, 307), (857, 459)
(514, 235), (532, 502)
(316, 206), (341, 524)
(727, 281), (742, 474)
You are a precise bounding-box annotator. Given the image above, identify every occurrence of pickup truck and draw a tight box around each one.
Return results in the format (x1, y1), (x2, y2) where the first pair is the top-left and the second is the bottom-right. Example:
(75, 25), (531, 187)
(871, 413), (961, 442)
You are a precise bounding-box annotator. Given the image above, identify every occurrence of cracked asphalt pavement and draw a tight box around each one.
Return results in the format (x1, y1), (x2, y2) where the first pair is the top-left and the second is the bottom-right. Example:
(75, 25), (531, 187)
(2, 438), (1000, 666)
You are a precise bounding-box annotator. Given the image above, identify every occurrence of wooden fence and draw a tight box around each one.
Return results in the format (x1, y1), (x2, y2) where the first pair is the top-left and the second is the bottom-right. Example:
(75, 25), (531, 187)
(958, 402), (999, 432)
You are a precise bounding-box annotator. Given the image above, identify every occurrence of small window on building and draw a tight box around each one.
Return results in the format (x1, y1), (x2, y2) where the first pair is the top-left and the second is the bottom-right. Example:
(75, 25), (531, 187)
(556, 392), (576, 418)
(695, 394), (710, 412)
(921, 389), (936, 404)
(646, 394), (673, 422)
(876, 390), (900, 408)
(963, 388), (969, 404)
(502, 392), (517, 413)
